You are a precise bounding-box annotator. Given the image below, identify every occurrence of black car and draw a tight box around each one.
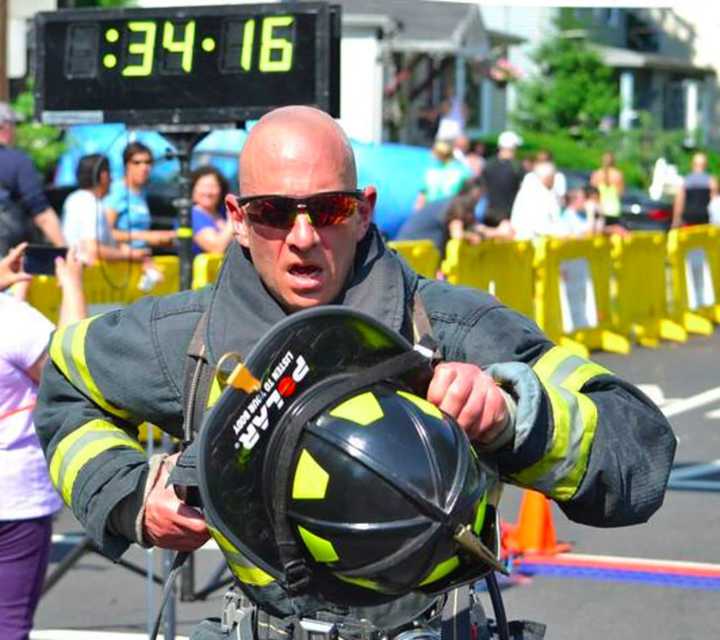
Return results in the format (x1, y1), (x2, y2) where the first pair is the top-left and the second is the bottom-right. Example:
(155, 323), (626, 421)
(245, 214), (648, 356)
(618, 187), (672, 231)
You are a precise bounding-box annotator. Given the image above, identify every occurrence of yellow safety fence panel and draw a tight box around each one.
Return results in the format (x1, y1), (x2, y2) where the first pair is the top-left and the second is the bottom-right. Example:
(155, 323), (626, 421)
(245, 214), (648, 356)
(27, 256), (180, 323)
(611, 232), (687, 348)
(666, 224), (720, 335)
(534, 236), (630, 357)
(192, 252), (225, 289)
(441, 238), (535, 320)
(387, 240), (441, 279)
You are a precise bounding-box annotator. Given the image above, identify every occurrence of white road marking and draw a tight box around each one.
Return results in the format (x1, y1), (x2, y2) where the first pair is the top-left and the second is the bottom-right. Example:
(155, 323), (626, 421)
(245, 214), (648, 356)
(705, 408), (720, 419)
(32, 632), (188, 640)
(661, 386), (720, 418)
(636, 384), (679, 407)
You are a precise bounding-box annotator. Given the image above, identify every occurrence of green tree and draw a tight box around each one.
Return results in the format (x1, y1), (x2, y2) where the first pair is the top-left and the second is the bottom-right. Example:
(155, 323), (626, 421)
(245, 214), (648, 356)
(512, 10), (619, 138)
(11, 83), (65, 181)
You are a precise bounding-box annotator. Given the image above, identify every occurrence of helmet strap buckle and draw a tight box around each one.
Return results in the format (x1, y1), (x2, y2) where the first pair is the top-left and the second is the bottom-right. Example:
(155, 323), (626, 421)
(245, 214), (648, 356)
(285, 558), (312, 595)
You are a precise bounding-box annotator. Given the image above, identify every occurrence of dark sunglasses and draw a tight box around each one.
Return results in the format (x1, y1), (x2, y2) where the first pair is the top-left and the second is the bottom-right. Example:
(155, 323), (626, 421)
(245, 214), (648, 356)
(236, 190), (365, 229)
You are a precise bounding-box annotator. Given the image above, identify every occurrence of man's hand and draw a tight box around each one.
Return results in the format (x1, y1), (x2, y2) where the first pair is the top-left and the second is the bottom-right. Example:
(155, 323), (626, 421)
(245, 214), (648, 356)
(142, 452), (210, 552)
(427, 362), (510, 446)
(0, 242), (31, 291)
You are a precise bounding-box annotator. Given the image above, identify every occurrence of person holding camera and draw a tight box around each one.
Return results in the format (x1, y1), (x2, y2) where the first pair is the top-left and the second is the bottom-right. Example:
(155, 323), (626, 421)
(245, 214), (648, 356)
(0, 243), (86, 640)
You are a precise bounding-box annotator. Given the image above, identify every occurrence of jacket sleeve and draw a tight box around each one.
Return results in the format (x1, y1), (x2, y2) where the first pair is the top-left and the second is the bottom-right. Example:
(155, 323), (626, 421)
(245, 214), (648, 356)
(34, 295), (198, 559)
(425, 286), (677, 527)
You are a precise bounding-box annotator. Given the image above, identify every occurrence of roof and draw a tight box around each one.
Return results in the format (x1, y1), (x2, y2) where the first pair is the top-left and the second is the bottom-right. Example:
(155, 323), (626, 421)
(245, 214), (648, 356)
(326, 0), (491, 57)
(594, 44), (716, 76)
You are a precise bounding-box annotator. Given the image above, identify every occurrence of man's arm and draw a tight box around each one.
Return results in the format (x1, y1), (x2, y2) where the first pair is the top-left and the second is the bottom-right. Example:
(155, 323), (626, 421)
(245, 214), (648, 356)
(419, 285), (676, 527)
(34, 295), (207, 557)
(33, 207), (65, 246)
(672, 184), (685, 228)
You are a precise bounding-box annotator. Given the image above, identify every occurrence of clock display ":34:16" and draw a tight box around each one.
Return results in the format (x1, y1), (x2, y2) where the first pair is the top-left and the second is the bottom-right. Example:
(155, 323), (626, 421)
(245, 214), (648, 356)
(102, 16), (296, 77)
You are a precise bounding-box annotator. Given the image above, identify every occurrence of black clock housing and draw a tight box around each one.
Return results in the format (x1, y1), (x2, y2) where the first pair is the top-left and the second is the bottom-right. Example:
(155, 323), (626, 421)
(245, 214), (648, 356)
(34, 2), (340, 126)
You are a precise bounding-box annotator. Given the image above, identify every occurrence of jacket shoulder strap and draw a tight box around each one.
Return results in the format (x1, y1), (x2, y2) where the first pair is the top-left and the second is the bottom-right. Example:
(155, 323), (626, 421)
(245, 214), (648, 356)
(182, 310), (214, 440)
(412, 289), (435, 345)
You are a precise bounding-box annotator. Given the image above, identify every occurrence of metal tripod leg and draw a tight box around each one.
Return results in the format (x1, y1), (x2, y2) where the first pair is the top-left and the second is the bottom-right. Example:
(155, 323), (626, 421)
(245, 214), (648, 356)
(178, 552), (232, 601)
(192, 560), (233, 601)
(41, 532), (165, 597)
(42, 534), (94, 595)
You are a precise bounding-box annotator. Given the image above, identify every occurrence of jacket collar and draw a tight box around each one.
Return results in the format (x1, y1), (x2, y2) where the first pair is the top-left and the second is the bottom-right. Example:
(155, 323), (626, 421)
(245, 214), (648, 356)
(204, 225), (414, 364)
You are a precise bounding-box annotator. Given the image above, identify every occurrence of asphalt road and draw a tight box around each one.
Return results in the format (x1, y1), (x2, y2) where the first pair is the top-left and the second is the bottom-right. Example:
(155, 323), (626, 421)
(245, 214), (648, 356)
(33, 330), (720, 640)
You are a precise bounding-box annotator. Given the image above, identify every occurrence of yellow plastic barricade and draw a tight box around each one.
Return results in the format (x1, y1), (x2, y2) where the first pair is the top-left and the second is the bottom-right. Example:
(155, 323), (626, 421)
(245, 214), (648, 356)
(666, 225), (720, 335)
(611, 232), (687, 348)
(192, 252), (225, 289)
(534, 236), (630, 356)
(441, 238), (535, 320)
(27, 256), (180, 323)
(387, 240), (441, 279)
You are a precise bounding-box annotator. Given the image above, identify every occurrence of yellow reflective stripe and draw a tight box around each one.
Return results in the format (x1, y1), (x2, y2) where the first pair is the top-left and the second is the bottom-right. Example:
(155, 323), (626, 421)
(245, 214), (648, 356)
(419, 555), (460, 586)
(49, 419), (144, 506)
(69, 318), (131, 419)
(532, 346), (570, 384)
(208, 526), (275, 587)
(553, 394), (598, 500)
(473, 494), (488, 535)
(49, 327), (70, 379)
(60, 437), (144, 505)
(335, 574), (384, 592)
(561, 362), (611, 392)
(297, 525), (339, 563)
(512, 384), (570, 488)
(526, 346), (607, 500)
(534, 346), (611, 390)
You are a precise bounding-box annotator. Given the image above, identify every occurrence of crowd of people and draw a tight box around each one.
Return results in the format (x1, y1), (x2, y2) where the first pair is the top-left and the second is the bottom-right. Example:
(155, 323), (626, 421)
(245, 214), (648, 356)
(399, 131), (637, 255)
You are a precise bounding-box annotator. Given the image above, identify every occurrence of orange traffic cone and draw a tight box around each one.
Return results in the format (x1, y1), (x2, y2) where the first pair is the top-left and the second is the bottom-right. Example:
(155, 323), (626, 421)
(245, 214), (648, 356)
(502, 490), (571, 557)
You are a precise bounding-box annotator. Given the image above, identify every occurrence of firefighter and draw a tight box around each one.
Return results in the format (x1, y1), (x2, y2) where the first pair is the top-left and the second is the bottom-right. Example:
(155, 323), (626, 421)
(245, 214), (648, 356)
(35, 106), (675, 638)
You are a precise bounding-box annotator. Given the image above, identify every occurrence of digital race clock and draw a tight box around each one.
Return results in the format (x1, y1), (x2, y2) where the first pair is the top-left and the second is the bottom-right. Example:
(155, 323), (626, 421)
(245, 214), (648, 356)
(34, 3), (340, 126)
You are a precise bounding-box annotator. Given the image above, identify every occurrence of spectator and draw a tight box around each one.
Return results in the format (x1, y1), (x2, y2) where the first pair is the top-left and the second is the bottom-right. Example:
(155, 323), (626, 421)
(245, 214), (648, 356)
(188, 166), (234, 255)
(398, 179), (484, 254)
(558, 187), (594, 237)
(590, 151), (624, 224)
(62, 154), (149, 264)
(583, 185), (605, 234)
(445, 192), (483, 245)
(0, 102), (64, 257)
(469, 139), (487, 177)
(414, 140), (472, 210)
(672, 151), (718, 228)
(534, 149), (567, 204)
(104, 141), (176, 251)
(510, 161), (562, 240)
(0, 243), (86, 640)
(482, 130), (523, 227)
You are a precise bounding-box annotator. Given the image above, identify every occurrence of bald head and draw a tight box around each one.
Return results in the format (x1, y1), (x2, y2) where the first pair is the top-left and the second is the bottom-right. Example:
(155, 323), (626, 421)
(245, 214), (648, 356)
(239, 106), (356, 196)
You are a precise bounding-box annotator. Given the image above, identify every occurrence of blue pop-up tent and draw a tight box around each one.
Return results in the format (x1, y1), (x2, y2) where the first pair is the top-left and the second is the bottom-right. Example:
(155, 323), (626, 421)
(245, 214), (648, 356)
(55, 125), (431, 238)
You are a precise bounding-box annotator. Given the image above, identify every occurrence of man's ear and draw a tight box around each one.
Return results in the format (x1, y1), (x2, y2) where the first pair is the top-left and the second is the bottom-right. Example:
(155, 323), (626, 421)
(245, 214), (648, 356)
(357, 186), (377, 240)
(225, 194), (249, 247)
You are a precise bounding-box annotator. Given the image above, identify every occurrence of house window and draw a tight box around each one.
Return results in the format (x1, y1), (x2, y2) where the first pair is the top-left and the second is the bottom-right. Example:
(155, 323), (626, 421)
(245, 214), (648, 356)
(626, 12), (659, 52)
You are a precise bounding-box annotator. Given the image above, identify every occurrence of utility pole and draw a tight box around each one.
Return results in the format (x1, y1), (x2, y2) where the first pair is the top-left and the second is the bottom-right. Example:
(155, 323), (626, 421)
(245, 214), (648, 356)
(0, 0), (8, 101)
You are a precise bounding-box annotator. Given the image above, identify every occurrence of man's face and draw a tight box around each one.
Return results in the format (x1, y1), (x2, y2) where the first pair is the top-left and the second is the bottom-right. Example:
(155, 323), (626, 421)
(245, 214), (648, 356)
(125, 152), (153, 187)
(226, 123), (374, 312)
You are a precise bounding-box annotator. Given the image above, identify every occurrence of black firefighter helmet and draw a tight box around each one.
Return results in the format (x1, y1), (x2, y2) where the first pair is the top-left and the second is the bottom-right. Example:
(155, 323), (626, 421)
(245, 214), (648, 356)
(197, 307), (501, 617)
